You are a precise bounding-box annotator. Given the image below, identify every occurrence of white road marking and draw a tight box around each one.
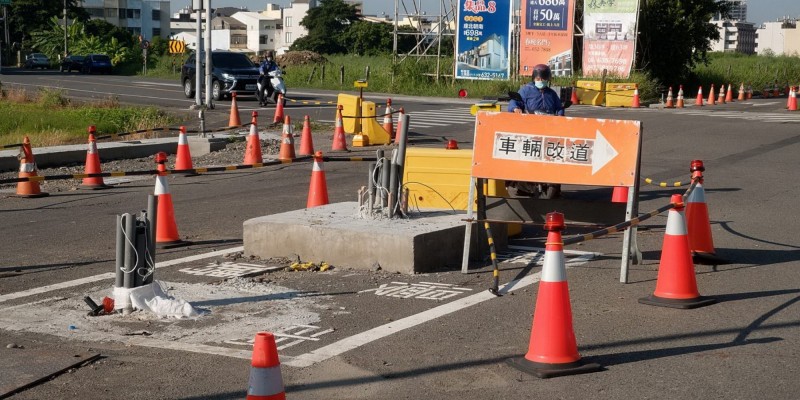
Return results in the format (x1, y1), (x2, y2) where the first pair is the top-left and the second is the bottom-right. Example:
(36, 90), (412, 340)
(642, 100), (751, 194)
(0, 246), (244, 304)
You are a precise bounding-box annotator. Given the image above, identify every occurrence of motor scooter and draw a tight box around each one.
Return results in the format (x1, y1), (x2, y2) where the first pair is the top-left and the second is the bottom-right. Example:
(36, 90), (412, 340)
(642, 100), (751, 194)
(257, 68), (287, 107)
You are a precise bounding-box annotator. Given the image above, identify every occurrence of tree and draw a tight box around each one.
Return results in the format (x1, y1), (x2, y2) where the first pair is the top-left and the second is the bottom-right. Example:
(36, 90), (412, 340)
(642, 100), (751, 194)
(8, 0), (88, 48)
(85, 19), (135, 47)
(637, 0), (731, 85)
(291, 0), (360, 54)
(340, 21), (393, 56)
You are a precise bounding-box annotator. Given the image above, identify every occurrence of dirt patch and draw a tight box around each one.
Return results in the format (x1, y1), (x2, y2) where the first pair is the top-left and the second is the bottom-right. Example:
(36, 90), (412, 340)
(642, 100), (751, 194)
(277, 51), (327, 66)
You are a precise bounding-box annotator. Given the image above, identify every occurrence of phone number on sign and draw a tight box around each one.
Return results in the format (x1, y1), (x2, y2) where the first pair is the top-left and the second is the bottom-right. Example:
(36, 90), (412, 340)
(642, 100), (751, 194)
(460, 70), (506, 79)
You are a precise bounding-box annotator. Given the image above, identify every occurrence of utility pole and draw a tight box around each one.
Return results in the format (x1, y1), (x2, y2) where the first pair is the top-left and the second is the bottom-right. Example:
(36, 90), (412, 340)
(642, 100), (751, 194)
(193, 0), (202, 108)
(64, 0), (68, 58)
(204, 0), (212, 108)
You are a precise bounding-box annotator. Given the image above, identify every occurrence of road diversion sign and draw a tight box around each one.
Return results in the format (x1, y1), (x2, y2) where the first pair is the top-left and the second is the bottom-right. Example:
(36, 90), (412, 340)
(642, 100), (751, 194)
(169, 40), (186, 54)
(471, 112), (641, 187)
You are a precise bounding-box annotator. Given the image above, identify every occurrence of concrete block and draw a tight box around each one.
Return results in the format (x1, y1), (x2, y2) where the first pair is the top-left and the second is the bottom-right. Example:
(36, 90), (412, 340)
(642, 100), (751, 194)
(243, 202), (507, 274)
(188, 137), (227, 157)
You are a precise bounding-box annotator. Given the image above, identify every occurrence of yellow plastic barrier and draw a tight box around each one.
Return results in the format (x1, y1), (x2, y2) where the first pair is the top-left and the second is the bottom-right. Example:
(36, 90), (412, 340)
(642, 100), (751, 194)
(576, 80), (604, 106)
(353, 100), (391, 146)
(470, 100), (501, 116)
(605, 83), (637, 107)
(403, 148), (520, 236)
(336, 93), (361, 134)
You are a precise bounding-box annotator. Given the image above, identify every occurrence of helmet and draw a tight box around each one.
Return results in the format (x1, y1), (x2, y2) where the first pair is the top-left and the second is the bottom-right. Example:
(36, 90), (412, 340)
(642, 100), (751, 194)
(264, 51), (274, 59)
(532, 64), (551, 81)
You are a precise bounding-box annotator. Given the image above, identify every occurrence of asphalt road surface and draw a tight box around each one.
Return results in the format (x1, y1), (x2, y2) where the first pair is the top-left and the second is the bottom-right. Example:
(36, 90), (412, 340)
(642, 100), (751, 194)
(1, 70), (799, 399)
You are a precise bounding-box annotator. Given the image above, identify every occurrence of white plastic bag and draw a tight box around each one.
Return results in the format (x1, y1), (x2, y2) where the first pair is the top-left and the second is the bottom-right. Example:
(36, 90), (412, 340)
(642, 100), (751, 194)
(128, 282), (200, 318)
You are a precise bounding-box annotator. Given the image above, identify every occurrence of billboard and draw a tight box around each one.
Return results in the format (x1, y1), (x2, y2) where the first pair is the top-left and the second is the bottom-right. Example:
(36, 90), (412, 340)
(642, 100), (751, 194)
(455, 0), (513, 80)
(582, 0), (639, 78)
(519, 0), (576, 78)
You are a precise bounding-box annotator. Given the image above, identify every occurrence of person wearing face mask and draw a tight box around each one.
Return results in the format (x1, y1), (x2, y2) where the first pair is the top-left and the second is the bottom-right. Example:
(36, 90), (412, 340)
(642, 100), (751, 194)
(508, 64), (564, 116)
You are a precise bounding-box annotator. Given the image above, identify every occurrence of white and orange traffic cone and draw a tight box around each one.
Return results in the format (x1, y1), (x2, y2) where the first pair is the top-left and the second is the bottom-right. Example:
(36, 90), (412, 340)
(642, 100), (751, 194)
(676, 85), (685, 108)
(80, 126), (110, 190)
(244, 112), (263, 165)
(229, 92), (242, 127)
(507, 212), (602, 378)
(246, 332), (286, 400)
(686, 160), (728, 265)
(278, 115), (296, 161)
(394, 107), (405, 143)
(15, 136), (48, 198)
(665, 86), (674, 108)
(272, 93), (285, 125)
(307, 151), (329, 208)
(695, 86), (704, 106)
(789, 87), (798, 111)
(174, 126), (194, 171)
(707, 84), (716, 105)
(154, 152), (187, 248)
(382, 98), (393, 136)
(331, 105), (348, 151)
(725, 83), (733, 102)
(639, 194), (716, 309)
(718, 84), (726, 104)
(570, 83), (580, 105)
(737, 82), (745, 101)
(298, 115), (314, 156)
(631, 85), (640, 108)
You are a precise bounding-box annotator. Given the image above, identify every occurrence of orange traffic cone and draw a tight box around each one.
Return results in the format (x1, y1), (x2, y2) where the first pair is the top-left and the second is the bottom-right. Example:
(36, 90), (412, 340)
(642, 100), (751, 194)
(676, 85), (685, 108)
(307, 151), (329, 208)
(718, 84), (726, 104)
(154, 152), (187, 248)
(665, 86), (674, 108)
(631, 85), (640, 108)
(394, 107), (405, 143)
(789, 87), (798, 111)
(331, 105), (348, 151)
(229, 92), (242, 127)
(725, 83), (733, 102)
(685, 160), (728, 266)
(278, 115), (296, 161)
(272, 94), (285, 125)
(80, 126), (110, 190)
(707, 84), (716, 105)
(246, 332), (285, 400)
(244, 112), (263, 165)
(611, 186), (628, 203)
(15, 136), (49, 198)
(174, 126), (194, 171)
(507, 212), (601, 378)
(746, 84), (752, 100)
(639, 194), (716, 309)
(298, 115), (314, 156)
(695, 86), (704, 106)
(570, 84), (580, 105)
(382, 98), (393, 137)
(737, 82), (745, 101)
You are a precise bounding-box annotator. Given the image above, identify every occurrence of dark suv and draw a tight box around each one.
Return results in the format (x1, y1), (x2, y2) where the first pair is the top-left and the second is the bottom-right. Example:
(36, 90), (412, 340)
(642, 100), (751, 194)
(181, 51), (260, 101)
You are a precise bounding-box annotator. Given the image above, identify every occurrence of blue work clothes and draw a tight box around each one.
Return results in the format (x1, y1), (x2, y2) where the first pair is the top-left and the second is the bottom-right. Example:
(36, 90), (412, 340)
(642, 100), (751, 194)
(507, 83), (565, 116)
(259, 60), (278, 75)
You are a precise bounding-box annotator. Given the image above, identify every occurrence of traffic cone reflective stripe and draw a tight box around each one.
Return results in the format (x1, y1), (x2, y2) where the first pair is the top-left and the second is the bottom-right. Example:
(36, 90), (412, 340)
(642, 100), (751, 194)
(278, 115), (296, 161)
(695, 86), (704, 106)
(247, 332), (285, 400)
(307, 151), (329, 208)
(244, 112), (263, 165)
(174, 126), (194, 170)
(383, 98), (394, 137)
(298, 115), (314, 156)
(707, 84), (716, 105)
(81, 127), (110, 189)
(639, 194), (715, 309)
(332, 106), (348, 151)
(15, 136), (48, 198)
(272, 94), (285, 125)
(631, 85), (640, 108)
(229, 92), (242, 127)
(507, 212), (601, 378)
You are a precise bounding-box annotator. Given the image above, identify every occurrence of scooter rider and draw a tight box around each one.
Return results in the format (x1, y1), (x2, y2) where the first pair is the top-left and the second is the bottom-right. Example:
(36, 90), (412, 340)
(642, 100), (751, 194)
(508, 63), (564, 116)
(506, 63), (563, 198)
(257, 51), (278, 106)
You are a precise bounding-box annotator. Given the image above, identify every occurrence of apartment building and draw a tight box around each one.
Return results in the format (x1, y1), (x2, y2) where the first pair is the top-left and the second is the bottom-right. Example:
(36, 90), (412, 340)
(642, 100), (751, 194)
(79, 0), (170, 40)
(755, 19), (799, 55)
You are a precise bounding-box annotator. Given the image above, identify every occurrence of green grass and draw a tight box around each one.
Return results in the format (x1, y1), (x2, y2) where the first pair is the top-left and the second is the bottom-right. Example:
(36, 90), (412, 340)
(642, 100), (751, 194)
(691, 52), (800, 93)
(0, 88), (183, 147)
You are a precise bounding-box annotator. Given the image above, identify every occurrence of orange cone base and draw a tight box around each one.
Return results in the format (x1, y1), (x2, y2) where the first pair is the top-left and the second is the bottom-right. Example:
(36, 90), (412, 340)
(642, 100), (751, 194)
(79, 182), (111, 190)
(156, 239), (191, 249)
(14, 190), (49, 198)
(692, 252), (730, 266)
(638, 294), (716, 309)
(506, 357), (602, 379)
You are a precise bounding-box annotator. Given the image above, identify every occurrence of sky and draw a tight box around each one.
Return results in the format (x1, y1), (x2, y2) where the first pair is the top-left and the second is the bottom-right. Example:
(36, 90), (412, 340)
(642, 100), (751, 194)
(175, 0), (800, 25)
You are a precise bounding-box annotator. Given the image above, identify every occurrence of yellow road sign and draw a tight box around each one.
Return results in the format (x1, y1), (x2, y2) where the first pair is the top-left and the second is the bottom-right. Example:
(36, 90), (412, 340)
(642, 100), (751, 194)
(168, 40), (186, 54)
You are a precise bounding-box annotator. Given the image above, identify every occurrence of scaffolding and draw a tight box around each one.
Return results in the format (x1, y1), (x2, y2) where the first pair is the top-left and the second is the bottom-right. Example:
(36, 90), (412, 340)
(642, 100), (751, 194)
(392, 0), (457, 83)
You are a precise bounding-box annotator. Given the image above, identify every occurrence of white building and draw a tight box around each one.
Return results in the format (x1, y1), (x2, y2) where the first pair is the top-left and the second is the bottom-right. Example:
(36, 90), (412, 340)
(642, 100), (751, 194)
(281, 0), (317, 52)
(710, 20), (756, 54)
(755, 19), (797, 55)
(230, 12), (281, 54)
(79, 0), (170, 40)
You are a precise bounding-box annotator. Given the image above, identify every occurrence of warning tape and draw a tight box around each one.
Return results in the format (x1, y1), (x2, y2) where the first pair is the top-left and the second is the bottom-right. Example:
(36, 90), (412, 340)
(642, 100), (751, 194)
(283, 97), (337, 105)
(340, 109), (402, 119)
(1, 143), (23, 149)
(0, 155), (377, 185)
(643, 177), (688, 187)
